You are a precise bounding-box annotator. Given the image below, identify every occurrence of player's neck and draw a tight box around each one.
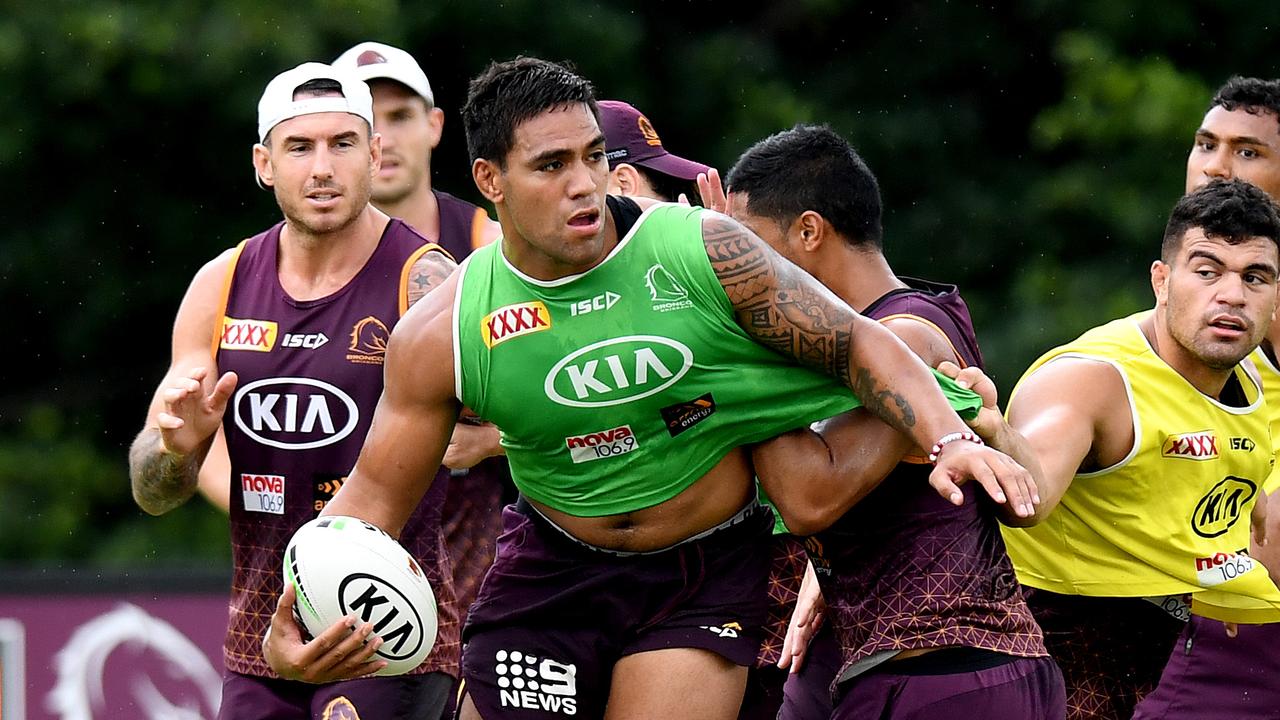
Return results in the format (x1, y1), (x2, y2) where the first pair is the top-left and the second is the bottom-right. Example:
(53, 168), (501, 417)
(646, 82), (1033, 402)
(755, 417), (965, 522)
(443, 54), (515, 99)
(822, 246), (906, 313)
(497, 205), (618, 281)
(376, 182), (439, 240)
(278, 206), (391, 301)
(1140, 312), (1237, 398)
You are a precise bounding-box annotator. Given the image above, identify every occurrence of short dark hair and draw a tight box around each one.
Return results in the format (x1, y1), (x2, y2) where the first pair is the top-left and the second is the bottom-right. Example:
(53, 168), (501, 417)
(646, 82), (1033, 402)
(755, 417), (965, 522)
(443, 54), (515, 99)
(461, 57), (598, 168)
(1163, 179), (1280, 260)
(634, 165), (700, 205)
(726, 124), (882, 248)
(1209, 76), (1280, 136)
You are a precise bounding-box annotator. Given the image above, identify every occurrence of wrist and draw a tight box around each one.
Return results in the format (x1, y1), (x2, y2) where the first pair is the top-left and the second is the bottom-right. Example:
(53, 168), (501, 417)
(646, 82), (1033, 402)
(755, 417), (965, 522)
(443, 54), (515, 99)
(928, 431), (984, 463)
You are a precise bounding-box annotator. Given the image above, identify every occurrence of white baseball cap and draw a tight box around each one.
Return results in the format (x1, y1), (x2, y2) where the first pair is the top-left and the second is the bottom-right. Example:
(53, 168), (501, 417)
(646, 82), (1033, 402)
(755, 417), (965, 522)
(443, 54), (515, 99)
(256, 62), (374, 143)
(333, 41), (435, 106)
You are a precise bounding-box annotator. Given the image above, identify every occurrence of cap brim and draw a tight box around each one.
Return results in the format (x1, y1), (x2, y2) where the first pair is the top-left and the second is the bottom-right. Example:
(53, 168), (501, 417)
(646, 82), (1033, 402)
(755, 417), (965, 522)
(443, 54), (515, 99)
(636, 152), (712, 181)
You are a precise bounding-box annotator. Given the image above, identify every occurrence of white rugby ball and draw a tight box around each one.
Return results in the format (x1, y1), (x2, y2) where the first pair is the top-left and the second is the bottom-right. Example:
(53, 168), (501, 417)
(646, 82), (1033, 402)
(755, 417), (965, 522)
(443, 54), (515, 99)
(283, 515), (437, 676)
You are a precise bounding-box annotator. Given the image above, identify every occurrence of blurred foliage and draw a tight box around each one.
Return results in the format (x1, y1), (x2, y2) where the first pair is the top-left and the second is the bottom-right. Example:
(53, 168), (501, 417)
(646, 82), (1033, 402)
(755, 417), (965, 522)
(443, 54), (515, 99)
(3, 0), (1280, 564)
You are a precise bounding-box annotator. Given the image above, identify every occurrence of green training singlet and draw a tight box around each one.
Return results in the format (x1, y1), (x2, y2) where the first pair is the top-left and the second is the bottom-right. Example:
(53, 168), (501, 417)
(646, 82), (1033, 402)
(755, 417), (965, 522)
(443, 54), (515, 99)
(454, 202), (978, 516)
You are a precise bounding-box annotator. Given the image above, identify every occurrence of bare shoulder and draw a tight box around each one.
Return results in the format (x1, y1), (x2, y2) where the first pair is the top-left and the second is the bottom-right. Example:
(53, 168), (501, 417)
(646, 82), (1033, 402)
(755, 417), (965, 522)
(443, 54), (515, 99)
(881, 316), (959, 367)
(406, 248), (459, 308)
(184, 246), (241, 304)
(1010, 355), (1129, 433)
(388, 269), (459, 398)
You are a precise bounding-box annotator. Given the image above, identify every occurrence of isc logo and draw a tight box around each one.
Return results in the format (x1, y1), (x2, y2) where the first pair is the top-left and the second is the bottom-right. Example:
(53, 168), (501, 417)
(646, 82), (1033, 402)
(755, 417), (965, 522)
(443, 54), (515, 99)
(1191, 476), (1257, 538)
(282, 332), (329, 349)
(545, 335), (693, 408)
(570, 291), (621, 317)
(338, 573), (426, 661)
(232, 377), (359, 450)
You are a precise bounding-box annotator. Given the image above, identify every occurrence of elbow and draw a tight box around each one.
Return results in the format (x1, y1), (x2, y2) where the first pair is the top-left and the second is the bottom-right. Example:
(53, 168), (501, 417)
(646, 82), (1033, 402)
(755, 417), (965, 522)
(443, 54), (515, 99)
(778, 499), (840, 536)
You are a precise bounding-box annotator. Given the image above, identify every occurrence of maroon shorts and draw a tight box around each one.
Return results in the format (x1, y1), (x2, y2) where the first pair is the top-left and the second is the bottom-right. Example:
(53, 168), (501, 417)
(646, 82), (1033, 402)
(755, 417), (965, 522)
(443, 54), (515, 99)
(460, 500), (774, 719)
(1134, 616), (1280, 720)
(1025, 589), (1183, 720)
(216, 670), (453, 720)
(831, 652), (1065, 720)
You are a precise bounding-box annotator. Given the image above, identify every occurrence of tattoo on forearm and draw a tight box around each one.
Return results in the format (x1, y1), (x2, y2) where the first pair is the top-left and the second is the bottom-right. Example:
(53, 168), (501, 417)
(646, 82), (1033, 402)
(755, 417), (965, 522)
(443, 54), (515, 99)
(128, 428), (200, 514)
(703, 214), (917, 431)
(406, 251), (458, 308)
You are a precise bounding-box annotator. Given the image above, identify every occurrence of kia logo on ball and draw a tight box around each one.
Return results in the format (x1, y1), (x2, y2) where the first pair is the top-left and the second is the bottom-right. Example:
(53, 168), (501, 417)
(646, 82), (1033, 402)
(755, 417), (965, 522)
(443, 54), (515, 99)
(337, 573), (424, 660)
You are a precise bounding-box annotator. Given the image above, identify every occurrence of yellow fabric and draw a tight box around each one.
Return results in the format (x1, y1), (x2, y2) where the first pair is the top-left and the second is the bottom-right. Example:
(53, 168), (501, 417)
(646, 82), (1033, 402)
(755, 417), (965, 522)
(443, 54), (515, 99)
(1251, 346), (1280, 495)
(1003, 311), (1280, 623)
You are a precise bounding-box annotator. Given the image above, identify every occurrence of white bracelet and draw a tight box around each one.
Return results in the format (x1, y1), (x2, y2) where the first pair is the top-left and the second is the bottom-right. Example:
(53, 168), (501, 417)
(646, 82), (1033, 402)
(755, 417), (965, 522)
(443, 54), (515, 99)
(928, 431), (984, 463)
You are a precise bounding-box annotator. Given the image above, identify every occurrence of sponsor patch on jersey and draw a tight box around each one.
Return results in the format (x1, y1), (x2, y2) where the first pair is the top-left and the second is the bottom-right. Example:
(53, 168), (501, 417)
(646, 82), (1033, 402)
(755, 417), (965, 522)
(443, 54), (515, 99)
(347, 316), (390, 365)
(570, 291), (621, 317)
(1162, 430), (1219, 460)
(283, 331), (329, 350)
(644, 264), (693, 312)
(1191, 475), (1257, 538)
(314, 474), (345, 513)
(1194, 549), (1255, 587)
(241, 473), (285, 514)
(232, 377), (360, 450)
(564, 424), (639, 464)
(545, 335), (694, 408)
(221, 317), (278, 352)
(1230, 437), (1258, 452)
(495, 649), (578, 715)
(659, 393), (716, 437)
(483, 301), (552, 348)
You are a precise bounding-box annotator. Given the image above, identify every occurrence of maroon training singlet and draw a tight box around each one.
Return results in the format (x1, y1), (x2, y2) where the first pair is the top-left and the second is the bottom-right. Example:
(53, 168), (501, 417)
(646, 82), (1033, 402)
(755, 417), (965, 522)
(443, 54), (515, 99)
(216, 219), (460, 678)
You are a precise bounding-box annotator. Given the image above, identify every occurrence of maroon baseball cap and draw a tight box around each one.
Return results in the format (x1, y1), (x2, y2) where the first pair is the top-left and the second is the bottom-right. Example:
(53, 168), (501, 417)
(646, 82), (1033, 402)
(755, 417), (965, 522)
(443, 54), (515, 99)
(599, 100), (711, 181)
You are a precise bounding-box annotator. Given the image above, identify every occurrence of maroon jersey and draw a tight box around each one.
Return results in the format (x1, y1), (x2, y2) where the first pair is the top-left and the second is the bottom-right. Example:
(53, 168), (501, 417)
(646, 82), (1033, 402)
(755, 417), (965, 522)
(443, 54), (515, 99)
(812, 277), (1046, 687)
(215, 219), (460, 678)
(421, 189), (512, 627)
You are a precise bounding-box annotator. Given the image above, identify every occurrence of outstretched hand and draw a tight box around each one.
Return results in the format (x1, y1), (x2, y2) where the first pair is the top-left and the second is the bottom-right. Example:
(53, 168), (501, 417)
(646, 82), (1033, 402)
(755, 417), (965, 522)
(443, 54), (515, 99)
(157, 367), (237, 456)
(263, 583), (387, 683)
(694, 169), (729, 213)
(928, 440), (1038, 518)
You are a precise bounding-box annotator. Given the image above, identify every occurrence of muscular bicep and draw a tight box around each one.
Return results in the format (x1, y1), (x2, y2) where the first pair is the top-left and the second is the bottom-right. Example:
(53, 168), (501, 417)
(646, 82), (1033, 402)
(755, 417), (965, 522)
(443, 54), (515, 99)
(1006, 357), (1129, 515)
(324, 281), (461, 537)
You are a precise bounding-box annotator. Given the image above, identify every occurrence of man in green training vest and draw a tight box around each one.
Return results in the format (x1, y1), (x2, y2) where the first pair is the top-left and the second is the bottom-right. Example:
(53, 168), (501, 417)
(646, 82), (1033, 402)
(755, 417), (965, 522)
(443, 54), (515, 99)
(263, 57), (1039, 719)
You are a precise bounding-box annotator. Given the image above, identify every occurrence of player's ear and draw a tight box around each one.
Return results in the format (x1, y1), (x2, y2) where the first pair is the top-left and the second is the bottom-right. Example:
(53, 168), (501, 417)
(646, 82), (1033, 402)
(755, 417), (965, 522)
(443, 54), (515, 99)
(796, 211), (825, 252)
(610, 164), (641, 196)
(474, 158), (503, 203)
(425, 107), (444, 149)
(253, 143), (274, 188)
(1151, 259), (1170, 305)
(369, 132), (383, 179)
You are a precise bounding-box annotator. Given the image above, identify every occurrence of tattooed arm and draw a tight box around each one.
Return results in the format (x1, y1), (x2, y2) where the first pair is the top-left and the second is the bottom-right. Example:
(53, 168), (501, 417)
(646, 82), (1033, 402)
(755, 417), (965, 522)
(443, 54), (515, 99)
(405, 248), (459, 309)
(703, 213), (1036, 514)
(130, 250), (239, 515)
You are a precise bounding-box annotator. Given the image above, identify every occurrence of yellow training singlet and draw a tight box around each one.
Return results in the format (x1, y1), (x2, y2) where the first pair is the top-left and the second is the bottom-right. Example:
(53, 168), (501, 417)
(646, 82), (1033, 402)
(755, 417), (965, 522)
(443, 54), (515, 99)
(1251, 345), (1280, 494)
(1002, 312), (1280, 623)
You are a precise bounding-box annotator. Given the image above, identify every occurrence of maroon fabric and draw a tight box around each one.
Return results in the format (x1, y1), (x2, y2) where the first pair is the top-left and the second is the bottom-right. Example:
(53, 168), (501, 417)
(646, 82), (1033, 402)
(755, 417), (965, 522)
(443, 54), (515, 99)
(830, 656), (1065, 720)
(431, 189), (482, 261)
(814, 278), (1046, 697)
(217, 220), (459, 679)
(1026, 589), (1183, 720)
(217, 670), (453, 720)
(1134, 616), (1280, 720)
(461, 504), (773, 719)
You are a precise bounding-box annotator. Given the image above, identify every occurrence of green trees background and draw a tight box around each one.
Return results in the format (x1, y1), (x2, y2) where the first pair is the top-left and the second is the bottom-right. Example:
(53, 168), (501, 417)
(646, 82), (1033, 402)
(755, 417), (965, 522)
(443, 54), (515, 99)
(3, 0), (1278, 568)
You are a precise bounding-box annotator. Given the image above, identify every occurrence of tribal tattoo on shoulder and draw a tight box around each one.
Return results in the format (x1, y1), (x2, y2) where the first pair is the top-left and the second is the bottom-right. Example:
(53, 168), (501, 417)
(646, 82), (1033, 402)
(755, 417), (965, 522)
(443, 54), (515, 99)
(702, 214), (916, 430)
(406, 250), (459, 308)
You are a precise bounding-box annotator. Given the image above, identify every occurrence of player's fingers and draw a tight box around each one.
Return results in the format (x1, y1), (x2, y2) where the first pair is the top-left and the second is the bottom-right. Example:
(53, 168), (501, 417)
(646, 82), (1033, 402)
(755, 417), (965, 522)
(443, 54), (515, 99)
(927, 467), (965, 506)
(676, 192), (690, 206)
(156, 413), (185, 430)
(935, 360), (962, 380)
(210, 371), (239, 404)
(187, 367), (209, 383)
(313, 621), (380, 675)
(161, 386), (193, 407)
(998, 457), (1035, 517)
(1225, 621), (1239, 639)
(970, 460), (1008, 506)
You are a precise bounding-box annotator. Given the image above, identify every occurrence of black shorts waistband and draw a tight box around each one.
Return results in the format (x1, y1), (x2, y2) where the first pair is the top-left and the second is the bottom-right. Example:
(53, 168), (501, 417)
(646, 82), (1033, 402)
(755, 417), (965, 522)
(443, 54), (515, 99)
(514, 495), (770, 557)
(873, 646), (1019, 676)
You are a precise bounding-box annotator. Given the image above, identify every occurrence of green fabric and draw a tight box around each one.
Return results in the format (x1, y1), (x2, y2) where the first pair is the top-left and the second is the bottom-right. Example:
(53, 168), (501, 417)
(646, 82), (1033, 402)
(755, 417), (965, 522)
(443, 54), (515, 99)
(455, 202), (980, 516)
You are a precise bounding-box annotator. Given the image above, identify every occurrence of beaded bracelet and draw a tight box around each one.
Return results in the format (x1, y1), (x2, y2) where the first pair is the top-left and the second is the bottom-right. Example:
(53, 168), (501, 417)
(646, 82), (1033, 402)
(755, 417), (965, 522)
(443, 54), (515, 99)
(928, 431), (984, 463)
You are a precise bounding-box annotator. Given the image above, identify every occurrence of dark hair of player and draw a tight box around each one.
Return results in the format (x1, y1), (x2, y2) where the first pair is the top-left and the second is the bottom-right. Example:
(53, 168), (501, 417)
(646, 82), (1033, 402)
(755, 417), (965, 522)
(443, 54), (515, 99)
(1210, 76), (1280, 136)
(1163, 178), (1280, 260)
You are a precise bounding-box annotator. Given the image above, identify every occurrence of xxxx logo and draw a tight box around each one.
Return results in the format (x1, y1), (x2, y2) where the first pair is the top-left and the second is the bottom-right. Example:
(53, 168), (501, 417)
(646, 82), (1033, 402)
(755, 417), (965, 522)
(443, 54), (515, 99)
(1162, 431), (1219, 460)
(220, 317), (278, 352)
(482, 301), (551, 349)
